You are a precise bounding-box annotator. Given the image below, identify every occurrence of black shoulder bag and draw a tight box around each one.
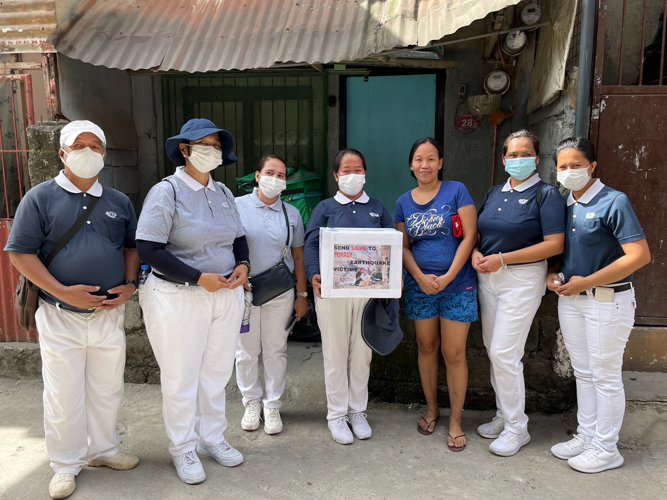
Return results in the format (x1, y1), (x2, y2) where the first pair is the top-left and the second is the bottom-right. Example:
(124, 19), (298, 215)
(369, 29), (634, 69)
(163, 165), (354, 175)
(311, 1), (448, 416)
(15, 194), (101, 330)
(249, 202), (297, 306)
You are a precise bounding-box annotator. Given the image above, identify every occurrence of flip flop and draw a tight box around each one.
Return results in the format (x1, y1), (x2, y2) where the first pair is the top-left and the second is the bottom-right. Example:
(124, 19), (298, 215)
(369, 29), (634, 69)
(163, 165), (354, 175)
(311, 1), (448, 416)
(448, 433), (467, 452)
(417, 416), (440, 435)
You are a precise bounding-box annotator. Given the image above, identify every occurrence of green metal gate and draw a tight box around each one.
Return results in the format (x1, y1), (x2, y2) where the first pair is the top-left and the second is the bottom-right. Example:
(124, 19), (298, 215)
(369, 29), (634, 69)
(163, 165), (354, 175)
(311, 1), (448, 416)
(162, 73), (327, 193)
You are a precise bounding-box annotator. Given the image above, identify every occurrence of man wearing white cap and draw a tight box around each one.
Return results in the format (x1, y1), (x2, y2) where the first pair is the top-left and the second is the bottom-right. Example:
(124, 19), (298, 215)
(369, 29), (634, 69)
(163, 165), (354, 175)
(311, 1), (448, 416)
(4, 120), (140, 499)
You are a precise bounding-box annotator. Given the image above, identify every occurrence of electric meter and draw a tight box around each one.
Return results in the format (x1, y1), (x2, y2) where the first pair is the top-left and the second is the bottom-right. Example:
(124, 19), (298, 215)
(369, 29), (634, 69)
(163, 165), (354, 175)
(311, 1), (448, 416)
(501, 31), (528, 56)
(521, 3), (543, 27)
(484, 70), (511, 95)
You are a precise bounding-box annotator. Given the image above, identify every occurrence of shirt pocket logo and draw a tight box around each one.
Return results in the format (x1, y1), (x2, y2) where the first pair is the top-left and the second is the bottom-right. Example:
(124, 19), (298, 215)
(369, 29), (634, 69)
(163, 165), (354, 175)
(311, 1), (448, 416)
(105, 211), (117, 219)
(518, 199), (528, 205)
(370, 212), (380, 217)
(586, 212), (596, 219)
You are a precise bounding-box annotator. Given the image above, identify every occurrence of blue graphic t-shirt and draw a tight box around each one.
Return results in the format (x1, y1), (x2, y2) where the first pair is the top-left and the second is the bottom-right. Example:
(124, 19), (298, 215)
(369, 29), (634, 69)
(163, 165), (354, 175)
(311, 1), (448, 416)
(395, 181), (477, 294)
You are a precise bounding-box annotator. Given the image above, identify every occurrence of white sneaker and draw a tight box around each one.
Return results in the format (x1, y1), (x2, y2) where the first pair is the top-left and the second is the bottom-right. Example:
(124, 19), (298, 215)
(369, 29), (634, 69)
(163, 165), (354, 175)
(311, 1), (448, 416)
(477, 416), (505, 439)
(49, 473), (76, 499)
(241, 399), (262, 431)
(551, 434), (590, 460)
(328, 416), (354, 445)
(489, 429), (531, 457)
(264, 408), (283, 435)
(349, 413), (372, 440)
(568, 444), (624, 473)
(197, 438), (244, 467)
(172, 450), (206, 485)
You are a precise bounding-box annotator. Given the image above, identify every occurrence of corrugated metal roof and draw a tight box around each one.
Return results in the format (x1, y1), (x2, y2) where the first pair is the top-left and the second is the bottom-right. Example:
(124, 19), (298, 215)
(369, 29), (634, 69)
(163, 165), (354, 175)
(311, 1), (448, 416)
(50, 0), (520, 73)
(0, 0), (57, 53)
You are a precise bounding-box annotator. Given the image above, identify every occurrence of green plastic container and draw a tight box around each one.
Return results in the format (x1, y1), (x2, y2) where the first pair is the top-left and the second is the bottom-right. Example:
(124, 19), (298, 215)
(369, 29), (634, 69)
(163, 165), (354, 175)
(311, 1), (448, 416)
(237, 167), (323, 227)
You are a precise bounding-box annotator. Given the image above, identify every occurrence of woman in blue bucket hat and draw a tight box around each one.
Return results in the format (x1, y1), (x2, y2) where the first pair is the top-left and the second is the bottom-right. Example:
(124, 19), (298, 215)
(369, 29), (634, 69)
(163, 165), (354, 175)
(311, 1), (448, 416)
(136, 119), (250, 485)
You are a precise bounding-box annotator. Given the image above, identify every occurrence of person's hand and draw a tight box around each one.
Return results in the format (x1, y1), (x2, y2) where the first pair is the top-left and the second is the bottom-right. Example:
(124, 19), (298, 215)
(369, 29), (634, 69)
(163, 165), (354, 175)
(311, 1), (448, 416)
(477, 254), (503, 273)
(546, 272), (562, 292)
(417, 273), (439, 295)
(295, 295), (309, 320)
(58, 285), (107, 310)
(98, 283), (136, 311)
(556, 276), (590, 296)
(227, 265), (249, 290)
(198, 273), (230, 293)
(472, 251), (489, 274)
(312, 275), (322, 299)
(435, 273), (453, 292)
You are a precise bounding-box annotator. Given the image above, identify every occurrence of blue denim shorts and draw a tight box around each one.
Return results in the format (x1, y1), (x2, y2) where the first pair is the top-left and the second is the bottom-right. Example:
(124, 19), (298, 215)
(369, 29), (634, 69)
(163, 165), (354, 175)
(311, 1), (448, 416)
(405, 274), (478, 323)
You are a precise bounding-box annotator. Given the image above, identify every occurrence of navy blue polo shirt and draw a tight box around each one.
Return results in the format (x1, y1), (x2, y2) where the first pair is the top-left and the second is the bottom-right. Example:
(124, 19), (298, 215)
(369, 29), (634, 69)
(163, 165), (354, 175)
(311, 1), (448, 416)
(304, 192), (393, 282)
(4, 171), (137, 311)
(561, 179), (646, 283)
(478, 175), (566, 256)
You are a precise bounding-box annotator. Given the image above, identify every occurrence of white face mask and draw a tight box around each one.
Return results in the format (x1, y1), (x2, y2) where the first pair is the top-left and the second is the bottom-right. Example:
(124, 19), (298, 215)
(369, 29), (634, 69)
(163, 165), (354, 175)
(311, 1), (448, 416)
(557, 167), (591, 191)
(258, 175), (286, 199)
(61, 147), (105, 179)
(187, 144), (222, 173)
(337, 173), (366, 196)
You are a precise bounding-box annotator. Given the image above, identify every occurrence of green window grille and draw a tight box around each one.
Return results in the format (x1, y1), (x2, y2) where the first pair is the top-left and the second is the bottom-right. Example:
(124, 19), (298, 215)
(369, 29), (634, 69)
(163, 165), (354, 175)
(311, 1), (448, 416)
(162, 73), (328, 194)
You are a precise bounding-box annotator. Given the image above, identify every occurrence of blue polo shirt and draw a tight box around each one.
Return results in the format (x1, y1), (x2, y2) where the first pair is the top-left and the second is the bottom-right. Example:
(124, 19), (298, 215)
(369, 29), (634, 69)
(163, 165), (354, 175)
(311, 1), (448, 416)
(304, 192), (393, 282)
(395, 181), (476, 294)
(4, 171), (137, 312)
(478, 175), (566, 256)
(561, 179), (646, 283)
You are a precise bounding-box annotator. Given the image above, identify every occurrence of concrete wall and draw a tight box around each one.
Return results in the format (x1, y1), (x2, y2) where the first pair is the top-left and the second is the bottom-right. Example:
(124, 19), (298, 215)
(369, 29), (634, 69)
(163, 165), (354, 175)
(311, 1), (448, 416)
(57, 55), (140, 207)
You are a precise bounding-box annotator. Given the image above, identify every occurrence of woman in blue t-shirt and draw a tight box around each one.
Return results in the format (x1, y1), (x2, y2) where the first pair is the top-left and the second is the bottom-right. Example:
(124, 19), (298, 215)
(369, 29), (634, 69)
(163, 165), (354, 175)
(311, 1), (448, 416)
(472, 130), (565, 458)
(547, 138), (650, 474)
(395, 138), (478, 452)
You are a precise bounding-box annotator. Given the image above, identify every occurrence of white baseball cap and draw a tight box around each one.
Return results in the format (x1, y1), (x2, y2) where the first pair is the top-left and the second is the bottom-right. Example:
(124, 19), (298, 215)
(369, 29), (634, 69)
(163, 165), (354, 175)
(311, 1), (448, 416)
(60, 120), (106, 148)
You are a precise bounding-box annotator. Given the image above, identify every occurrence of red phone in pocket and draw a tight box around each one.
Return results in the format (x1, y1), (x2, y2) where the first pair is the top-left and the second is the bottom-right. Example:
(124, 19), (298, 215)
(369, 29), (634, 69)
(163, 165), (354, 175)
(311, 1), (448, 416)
(452, 215), (463, 238)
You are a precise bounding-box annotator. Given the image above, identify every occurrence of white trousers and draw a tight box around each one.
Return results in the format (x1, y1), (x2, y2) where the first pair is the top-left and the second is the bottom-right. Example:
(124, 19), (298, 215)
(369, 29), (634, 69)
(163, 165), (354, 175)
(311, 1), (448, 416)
(36, 299), (126, 475)
(558, 288), (635, 452)
(478, 261), (547, 434)
(315, 297), (372, 420)
(235, 289), (295, 409)
(141, 274), (244, 456)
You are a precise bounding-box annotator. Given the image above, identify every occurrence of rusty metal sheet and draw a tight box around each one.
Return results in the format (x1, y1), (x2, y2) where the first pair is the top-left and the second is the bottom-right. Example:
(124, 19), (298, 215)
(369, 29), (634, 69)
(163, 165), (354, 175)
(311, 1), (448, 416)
(0, 0), (57, 54)
(596, 94), (667, 325)
(50, 0), (521, 73)
(0, 220), (37, 342)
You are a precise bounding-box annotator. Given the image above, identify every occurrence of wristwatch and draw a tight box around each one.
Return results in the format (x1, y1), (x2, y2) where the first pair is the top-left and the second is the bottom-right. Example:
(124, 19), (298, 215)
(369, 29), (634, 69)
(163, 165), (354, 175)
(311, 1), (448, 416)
(296, 292), (308, 298)
(124, 279), (139, 291)
(236, 260), (251, 274)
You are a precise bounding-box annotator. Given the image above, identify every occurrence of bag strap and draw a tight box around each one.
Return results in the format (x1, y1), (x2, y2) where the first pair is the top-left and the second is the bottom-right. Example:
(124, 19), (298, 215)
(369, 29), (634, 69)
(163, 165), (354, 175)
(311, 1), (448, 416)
(44, 191), (101, 268)
(280, 201), (291, 259)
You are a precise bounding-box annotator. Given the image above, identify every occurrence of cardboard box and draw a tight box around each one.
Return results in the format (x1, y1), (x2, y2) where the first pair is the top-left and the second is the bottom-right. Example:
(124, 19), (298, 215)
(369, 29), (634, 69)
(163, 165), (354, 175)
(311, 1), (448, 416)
(319, 228), (403, 298)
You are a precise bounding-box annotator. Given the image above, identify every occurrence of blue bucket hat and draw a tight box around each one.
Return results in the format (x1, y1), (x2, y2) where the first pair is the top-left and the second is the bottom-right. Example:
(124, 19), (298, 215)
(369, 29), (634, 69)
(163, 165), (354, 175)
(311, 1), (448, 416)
(165, 118), (238, 167)
(361, 298), (403, 356)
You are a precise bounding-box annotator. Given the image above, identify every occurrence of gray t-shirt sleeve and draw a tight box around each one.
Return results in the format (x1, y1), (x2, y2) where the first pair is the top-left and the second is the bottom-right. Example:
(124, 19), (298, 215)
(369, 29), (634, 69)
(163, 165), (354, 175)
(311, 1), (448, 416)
(290, 206), (305, 248)
(220, 183), (245, 238)
(136, 182), (175, 244)
(4, 190), (43, 254)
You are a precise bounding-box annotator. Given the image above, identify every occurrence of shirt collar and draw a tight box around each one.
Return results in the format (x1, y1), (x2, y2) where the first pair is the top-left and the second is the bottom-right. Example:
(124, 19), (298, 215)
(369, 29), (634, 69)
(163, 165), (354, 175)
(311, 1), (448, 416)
(334, 191), (370, 205)
(54, 170), (103, 197)
(251, 187), (282, 211)
(567, 178), (605, 206)
(175, 166), (217, 192)
(501, 173), (541, 192)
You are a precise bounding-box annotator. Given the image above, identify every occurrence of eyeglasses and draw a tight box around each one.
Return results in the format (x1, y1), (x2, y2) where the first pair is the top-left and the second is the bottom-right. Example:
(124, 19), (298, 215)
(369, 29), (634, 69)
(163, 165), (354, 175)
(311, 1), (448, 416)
(190, 141), (223, 152)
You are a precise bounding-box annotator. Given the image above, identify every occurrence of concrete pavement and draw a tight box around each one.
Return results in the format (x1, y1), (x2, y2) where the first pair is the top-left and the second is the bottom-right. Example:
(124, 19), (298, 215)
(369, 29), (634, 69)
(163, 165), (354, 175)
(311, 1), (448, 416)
(1, 343), (666, 500)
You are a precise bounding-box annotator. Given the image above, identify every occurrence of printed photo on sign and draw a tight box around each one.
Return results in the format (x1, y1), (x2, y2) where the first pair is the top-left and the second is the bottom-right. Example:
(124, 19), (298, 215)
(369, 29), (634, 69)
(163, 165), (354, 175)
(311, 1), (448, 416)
(332, 244), (391, 290)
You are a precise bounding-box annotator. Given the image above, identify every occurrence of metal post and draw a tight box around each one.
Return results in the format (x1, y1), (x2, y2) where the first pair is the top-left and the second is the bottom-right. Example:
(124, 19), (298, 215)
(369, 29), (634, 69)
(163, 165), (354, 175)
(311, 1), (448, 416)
(575, 0), (596, 138)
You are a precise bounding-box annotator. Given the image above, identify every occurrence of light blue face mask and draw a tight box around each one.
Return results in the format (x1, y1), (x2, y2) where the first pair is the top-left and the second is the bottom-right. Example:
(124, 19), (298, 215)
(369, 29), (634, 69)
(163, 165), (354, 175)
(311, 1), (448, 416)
(504, 157), (537, 181)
